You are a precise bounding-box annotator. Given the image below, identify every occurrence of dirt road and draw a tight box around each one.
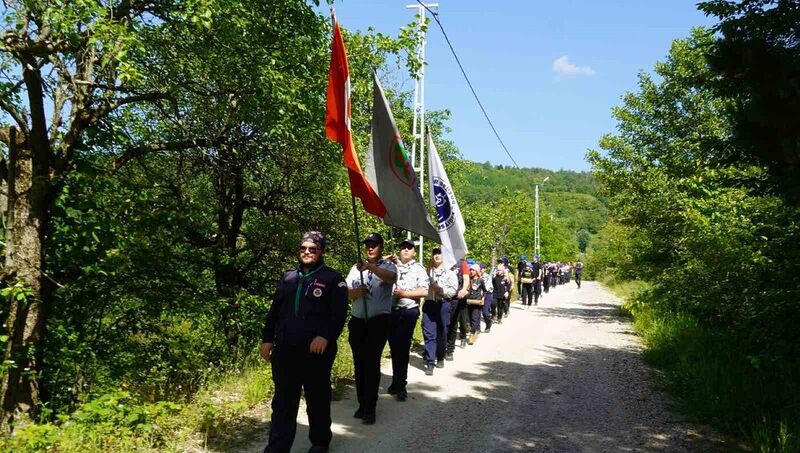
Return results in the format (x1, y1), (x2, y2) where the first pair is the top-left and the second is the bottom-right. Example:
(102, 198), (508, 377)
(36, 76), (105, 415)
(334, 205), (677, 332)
(243, 281), (726, 453)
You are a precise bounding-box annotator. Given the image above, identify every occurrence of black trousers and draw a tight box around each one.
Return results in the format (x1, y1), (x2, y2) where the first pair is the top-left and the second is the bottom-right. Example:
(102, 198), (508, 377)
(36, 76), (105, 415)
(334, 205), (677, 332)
(468, 303), (482, 333)
(388, 306), (420, 391)
(522, 283), (534, 305)
(492, 298), (507, 319)
(265, 343), (337, 453)
(348, 315), (390, 416)
(446, 299), (468, 353)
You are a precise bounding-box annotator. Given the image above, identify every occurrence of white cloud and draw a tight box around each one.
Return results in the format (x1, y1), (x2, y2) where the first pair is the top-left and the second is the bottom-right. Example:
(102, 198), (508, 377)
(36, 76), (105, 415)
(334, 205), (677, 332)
(552, 56), (596, 78)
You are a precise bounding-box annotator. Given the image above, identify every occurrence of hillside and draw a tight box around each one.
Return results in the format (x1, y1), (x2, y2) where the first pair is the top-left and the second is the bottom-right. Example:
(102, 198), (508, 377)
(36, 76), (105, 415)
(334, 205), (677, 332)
(454, 160), (607, 258)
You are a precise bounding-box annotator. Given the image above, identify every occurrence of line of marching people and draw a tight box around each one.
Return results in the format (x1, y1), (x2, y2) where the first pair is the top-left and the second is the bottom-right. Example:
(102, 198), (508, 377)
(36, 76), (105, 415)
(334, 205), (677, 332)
(259, 230), (583, 453)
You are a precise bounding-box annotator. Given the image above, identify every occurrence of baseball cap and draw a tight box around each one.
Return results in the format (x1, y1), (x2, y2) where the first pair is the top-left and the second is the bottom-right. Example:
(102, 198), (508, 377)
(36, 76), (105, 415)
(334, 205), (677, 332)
(362, 233), (384, 245)
(399, 239), (415, 249)
(431, 247), (442, 255)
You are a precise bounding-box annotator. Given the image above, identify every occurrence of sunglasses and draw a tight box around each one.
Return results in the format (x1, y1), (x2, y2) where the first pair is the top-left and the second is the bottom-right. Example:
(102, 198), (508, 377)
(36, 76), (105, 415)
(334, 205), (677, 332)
(299, 246), (319, 254)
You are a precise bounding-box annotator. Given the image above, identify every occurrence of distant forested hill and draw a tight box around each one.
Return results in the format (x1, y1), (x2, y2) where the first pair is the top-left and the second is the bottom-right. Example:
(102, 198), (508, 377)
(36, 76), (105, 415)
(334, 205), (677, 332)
(453, 160), (607, 259)
(460, 161), (600, 203)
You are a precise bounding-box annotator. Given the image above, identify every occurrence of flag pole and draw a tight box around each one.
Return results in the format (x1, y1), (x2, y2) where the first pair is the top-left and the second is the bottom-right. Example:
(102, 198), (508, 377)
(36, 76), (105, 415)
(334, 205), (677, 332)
(351, 195), (368, 319)
(332, 7), (369, 319)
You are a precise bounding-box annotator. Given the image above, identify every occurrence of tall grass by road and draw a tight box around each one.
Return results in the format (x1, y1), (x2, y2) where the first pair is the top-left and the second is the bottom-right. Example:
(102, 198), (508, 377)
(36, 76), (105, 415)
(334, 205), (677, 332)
(607, 279), (800, 453)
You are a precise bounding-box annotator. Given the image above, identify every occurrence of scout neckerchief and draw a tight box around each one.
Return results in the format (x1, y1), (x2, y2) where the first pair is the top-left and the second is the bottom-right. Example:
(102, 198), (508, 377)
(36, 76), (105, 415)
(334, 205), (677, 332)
(396, 259), (416, 290)
(295, 261), (324, 315)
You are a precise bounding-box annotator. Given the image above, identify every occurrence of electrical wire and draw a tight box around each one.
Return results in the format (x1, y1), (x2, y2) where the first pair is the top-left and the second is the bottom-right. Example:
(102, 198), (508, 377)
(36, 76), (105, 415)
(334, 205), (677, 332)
(415, 0), (523, 170)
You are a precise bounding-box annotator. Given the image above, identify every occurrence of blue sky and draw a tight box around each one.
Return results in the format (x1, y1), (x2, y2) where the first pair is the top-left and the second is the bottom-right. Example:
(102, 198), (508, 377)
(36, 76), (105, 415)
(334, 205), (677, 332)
(319, 0), (716, 172)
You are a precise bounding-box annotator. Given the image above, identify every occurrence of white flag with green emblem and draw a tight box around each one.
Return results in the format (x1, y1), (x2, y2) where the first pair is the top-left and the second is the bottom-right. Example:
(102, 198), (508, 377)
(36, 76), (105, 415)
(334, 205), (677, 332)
(365, 72), (440, 243)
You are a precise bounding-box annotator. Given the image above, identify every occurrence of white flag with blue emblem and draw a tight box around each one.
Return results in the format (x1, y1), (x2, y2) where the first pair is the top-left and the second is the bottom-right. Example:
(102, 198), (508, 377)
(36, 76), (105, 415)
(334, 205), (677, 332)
(427, 133), (468, 268)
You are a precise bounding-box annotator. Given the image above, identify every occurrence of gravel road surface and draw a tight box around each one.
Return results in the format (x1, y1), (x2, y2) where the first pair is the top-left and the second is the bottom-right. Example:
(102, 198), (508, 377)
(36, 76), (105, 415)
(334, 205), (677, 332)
(241, 281), (727, 453)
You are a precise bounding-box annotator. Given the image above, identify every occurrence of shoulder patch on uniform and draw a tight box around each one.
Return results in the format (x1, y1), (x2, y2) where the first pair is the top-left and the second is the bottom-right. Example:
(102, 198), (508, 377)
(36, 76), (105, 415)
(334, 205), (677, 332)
(338, 281), (347, 288)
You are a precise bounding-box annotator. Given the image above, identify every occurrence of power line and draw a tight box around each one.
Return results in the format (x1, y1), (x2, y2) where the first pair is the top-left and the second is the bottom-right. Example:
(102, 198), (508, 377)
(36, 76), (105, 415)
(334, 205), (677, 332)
(415, 0), (522, 170)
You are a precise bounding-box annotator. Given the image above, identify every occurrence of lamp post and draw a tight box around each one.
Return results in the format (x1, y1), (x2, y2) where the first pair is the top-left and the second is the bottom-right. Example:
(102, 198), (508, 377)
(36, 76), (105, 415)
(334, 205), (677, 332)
(534, 176), (549, 257)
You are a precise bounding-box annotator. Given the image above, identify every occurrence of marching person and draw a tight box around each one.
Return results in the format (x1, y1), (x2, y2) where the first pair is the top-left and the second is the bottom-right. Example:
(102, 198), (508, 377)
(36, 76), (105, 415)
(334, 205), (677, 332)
(575, 261), (583, 289)
(260, 231), (348, 453)
(516, 255), (527, 301)
(346, 233), (397, 425)
(531, 255), (543, 306)
(492, 264), (512, 324)
(422, 247), (458, 375)
(388, 240), (427, 401)
(466, 264), (487, 344)
(504, 258), (515, 316)
(543, 261), (551, 294)
(481, 263), (494, 333)
(446, 258), (470, 359)
(519, 261), (535, 308)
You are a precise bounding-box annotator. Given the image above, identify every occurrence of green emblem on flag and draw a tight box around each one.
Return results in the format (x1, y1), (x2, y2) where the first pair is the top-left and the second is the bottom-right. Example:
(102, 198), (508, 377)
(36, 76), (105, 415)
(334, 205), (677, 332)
(390, 136), (414, 187)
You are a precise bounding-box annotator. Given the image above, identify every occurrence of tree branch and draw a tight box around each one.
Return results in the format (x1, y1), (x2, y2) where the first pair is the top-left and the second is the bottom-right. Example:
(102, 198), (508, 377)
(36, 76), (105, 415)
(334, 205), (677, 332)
(92, 92), (174, 123)
(0, 96), (28, 134)
(112, 137), (219, 170)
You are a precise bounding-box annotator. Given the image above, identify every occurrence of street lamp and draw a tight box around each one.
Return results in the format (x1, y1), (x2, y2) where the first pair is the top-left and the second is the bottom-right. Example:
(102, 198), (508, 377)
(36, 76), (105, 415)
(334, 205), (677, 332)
(534, 176), (549, 257)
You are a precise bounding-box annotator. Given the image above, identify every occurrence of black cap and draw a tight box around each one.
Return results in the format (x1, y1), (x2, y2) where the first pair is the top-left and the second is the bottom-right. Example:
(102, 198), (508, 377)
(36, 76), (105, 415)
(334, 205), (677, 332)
(362, 232), (384, 245)
(399, 239), (415, 249)
(431, 247), (442, 255)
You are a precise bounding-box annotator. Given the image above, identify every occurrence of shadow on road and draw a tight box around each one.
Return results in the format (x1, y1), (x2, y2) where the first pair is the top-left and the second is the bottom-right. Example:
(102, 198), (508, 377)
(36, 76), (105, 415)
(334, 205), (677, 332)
(242, 343), (729, 453)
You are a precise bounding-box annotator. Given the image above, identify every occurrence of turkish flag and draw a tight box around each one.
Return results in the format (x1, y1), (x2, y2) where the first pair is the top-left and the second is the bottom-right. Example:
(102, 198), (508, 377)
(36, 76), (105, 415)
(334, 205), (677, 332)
(325, 20), (387, 218)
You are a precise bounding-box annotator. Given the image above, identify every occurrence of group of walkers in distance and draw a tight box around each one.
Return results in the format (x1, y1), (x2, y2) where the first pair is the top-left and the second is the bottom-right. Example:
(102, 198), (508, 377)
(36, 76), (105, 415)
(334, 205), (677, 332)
(259, 230), (584, 453)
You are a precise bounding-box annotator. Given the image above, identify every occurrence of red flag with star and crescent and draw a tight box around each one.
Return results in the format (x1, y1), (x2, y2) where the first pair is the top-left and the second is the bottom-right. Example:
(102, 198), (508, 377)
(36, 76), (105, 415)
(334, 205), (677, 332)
(325, 19), (387, 218)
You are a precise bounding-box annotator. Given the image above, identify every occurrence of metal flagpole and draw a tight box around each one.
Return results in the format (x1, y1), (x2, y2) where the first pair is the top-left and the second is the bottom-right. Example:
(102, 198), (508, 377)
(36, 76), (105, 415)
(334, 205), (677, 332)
(406, 2), (438, 258)
(534, 184), (540, 256)
(332, 7), (368, 318)
(534, 176), (549, 257)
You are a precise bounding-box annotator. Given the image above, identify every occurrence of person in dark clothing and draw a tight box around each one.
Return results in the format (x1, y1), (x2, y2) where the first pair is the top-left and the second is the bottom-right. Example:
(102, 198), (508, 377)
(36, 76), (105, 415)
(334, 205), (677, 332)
(446, 259), (470, 359)
(542, 262), (551, 294)
(530, 255), (543, 305)
(260, 231), (349, 453)
(516, 255), (527, 300)
(466, 264), (486, 344)
(491, 265), (512, 323)
(519, 263), (535, 307)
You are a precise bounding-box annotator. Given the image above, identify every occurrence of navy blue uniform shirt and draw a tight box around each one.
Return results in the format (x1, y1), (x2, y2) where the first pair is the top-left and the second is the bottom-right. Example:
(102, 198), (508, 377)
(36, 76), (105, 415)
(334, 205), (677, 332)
(261, 263), (348, 347)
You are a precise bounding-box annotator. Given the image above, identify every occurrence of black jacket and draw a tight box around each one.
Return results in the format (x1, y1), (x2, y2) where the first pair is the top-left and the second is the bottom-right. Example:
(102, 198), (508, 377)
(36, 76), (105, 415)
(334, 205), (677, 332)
(261, 263), (348, 347)
(492, 274), (511, 300)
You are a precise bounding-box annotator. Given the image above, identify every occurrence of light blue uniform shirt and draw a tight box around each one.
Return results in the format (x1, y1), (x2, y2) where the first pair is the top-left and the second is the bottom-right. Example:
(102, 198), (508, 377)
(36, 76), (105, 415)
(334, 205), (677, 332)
(346, 259), (397, 320)
(393, 259), (429, 310)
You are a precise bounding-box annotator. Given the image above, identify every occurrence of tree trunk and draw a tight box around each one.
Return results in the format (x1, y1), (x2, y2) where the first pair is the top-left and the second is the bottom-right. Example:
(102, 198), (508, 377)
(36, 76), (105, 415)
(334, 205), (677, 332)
(1, 127), (50, 427)
(214, 156), (246, 347)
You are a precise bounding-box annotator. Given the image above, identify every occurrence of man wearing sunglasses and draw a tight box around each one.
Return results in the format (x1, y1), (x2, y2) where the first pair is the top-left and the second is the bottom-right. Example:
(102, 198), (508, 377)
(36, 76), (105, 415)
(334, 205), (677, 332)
(260, 231), (348, 453)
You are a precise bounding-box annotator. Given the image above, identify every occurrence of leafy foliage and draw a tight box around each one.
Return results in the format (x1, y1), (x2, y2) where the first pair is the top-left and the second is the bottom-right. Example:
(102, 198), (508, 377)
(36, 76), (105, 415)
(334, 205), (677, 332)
(588, 26), (800, 450)
(698, 0), (800, 203)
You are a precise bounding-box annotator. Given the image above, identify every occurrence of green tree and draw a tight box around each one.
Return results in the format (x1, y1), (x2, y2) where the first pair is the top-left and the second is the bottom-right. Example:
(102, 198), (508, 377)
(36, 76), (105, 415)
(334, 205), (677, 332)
(698, 0), (800, 202)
